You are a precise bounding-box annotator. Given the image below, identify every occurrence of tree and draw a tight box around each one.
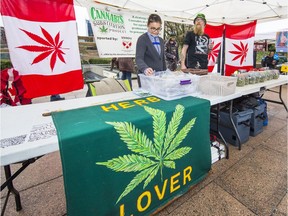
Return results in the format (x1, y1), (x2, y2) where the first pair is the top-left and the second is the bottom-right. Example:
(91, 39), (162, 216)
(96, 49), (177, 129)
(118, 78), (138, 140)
(164, 21), (193, 50)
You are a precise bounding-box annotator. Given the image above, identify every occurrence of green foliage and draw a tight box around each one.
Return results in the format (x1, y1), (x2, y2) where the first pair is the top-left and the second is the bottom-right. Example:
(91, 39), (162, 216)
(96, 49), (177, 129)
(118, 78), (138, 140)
(0, 60), (13, 70)
(268, 44), (275, 51)
(97, 104), (196, 204)
(164, 21), (193, 50)
(256, 51), (267, 65)
(88, 58), (112, 64)
(81, 59), (89, 64)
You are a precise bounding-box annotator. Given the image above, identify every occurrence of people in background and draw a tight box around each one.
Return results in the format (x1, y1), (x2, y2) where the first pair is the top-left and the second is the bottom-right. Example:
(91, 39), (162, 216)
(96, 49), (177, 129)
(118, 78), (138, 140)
(113, 57), (134, 89)
(262, 51), (278, 69)
(50, 94), (65, 102)
(135, 14), (166, 76)
(164, 32), (179, 71)
(180, 13), (212, 70)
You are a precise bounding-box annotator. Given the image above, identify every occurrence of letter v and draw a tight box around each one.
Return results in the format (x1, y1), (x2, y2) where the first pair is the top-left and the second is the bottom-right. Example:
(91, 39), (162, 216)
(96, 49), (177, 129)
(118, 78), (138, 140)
(154, 179), (168, 200)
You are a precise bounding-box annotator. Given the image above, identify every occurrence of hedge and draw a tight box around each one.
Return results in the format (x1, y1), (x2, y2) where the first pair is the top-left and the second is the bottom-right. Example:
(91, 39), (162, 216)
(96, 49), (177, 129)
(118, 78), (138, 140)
(1, 60), (13, 70)
(88, 58), (112, 64)
(1, 59), (112, 71)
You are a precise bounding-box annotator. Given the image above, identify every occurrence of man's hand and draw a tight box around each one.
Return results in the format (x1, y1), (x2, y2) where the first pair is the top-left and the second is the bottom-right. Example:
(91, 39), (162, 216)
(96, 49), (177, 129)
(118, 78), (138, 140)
(181, 62), (187, 71)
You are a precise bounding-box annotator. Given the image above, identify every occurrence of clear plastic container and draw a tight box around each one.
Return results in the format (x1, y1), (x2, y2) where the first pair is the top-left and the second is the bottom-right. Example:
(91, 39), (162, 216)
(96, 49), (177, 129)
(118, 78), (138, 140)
(198, 75), (237, 96)
(236, 74), (245, 87)
(242, 73), (249, 85)
(138, 71), (200, 100)
(254, 72), (261, 83)
(259, 72), (266, 82)
(265, 70), (273, 80)
(271, 70), (280, 79)
(248, 72), (256, 84)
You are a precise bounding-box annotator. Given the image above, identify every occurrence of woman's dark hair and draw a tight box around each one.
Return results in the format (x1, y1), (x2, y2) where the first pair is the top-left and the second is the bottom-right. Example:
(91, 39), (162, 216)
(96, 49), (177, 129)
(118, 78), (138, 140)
(147, 14), (162, 26)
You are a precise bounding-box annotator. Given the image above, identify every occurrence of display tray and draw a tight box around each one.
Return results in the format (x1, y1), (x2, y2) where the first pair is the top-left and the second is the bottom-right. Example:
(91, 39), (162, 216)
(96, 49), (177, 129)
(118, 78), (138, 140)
(138, 72), (200, 100)
(181, 69), (208, 75)
(198, 75), (237, 96)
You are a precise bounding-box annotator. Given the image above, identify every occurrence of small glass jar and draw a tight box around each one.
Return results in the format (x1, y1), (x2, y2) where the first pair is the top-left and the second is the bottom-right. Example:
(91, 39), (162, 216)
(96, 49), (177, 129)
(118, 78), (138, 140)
(236, 74), (245, 87)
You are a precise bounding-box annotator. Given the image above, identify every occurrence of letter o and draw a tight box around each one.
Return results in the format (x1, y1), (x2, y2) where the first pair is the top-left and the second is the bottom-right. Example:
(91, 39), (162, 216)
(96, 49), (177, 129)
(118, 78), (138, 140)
(137, 191), (151, 212)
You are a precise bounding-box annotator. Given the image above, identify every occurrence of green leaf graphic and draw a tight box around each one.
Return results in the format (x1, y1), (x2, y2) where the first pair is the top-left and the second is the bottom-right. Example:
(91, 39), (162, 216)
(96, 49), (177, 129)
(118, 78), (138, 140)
(116, 165), (156, 204)
(163, 105), (184, 155)
(163, 160), (175, 169)
(165, 118), (196, 156)
(97, 104), (197, 204)
(106, 122), (158, 158)
(165, 147), (192, 160)
(143, 164), (160, 188)
(96, 154), (156, 172)
(99, 25), (108, 33)
(144, 106), (166, 156)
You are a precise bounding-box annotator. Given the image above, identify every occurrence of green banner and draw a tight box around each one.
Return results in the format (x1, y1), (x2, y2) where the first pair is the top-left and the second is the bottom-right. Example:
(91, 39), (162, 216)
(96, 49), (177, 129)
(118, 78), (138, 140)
(52, 96), (211, 216)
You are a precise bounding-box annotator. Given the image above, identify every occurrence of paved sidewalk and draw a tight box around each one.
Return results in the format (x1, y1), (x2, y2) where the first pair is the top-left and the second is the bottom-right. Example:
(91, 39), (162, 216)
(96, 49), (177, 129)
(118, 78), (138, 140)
(1, 82), (287, 216)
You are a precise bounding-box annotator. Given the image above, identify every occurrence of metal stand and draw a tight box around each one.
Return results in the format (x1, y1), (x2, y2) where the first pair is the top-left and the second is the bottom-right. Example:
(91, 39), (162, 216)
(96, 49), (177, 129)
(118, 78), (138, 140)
(264, 85), (288, 112)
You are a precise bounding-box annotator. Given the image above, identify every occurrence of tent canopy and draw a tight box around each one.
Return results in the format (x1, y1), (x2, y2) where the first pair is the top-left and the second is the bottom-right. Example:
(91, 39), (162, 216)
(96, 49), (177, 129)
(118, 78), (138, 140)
(77, 0), (288, 24)
(255, 18), (288, 40)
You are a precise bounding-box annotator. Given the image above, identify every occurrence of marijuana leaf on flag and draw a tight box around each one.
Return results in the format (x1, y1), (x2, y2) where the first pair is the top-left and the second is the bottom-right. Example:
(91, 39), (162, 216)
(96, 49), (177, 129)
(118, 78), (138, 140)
(229, 41), (248, 65)
(18, 27), (67, 71)
(225, 21), (257, 76)
(209, 42), (221, 63)
(205, 24), (224, 72)
(0, 0), (84, 98)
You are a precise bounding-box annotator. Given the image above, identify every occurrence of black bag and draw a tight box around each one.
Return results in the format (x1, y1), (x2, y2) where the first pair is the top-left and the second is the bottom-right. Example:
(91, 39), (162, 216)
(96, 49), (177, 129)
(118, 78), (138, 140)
(234, 96), (259, 111)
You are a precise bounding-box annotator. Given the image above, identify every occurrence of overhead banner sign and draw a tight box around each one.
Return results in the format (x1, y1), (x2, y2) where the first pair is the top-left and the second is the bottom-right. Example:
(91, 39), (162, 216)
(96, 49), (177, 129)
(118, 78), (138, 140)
(84, 3), (163, 58)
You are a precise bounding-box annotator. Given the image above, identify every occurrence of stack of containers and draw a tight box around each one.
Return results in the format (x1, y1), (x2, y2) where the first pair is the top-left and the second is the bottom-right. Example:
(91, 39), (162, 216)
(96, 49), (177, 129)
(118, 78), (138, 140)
(211, 107), (253, 146)
(249, 102), (266, 136)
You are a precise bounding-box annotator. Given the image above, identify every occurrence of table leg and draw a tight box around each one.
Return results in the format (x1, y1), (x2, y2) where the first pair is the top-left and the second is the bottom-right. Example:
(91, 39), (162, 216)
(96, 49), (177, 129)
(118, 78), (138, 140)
(1, 165), (22, 216)
(0, 156), (43, 215)
(264, 85), (288, 112)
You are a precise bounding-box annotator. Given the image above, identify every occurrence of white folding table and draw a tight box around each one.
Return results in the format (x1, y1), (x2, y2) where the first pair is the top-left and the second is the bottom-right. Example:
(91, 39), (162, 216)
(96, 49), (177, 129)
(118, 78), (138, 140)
(1, 75), (287, 214)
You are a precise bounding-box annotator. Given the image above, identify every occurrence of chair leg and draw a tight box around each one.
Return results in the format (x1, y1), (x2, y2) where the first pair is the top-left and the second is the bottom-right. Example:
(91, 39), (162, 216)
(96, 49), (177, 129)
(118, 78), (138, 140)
(137, 72), (141, 88)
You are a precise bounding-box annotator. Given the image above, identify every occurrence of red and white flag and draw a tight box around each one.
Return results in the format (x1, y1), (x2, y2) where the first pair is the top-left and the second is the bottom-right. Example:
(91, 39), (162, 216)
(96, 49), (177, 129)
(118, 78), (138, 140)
(205, 24), (224, 72)
(225, 21), (257, 76)
(1, 0), (84, 98)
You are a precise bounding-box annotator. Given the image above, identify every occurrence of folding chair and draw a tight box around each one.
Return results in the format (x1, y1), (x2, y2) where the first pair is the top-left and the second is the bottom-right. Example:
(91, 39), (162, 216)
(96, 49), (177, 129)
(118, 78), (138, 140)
(86, 78), (131, 97)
